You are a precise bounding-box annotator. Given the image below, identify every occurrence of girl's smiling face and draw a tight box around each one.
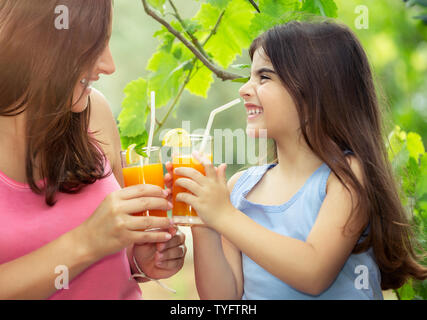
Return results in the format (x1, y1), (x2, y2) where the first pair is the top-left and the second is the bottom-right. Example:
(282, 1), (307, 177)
(239, 48), (300, 141)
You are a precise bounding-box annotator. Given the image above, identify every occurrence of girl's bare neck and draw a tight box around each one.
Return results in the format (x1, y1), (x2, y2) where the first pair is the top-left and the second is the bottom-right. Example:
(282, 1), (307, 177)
(273, 138), (323, 181)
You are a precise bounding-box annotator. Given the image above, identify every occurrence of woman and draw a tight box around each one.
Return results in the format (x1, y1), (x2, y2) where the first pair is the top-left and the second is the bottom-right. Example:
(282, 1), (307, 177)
(0, 0), (186, 299)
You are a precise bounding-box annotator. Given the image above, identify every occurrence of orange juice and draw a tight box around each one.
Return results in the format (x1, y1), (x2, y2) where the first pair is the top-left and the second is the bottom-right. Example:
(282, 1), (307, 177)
(122, 164), (167, 217)
(172, 154), (213, 219)
(142, 163), (167, 217)
(123, 166), (144, 187)
(122, 166), (146, 217)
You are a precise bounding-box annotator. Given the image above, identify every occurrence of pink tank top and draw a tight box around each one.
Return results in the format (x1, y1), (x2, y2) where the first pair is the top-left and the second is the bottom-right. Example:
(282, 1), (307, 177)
(0, 154), (142, 300)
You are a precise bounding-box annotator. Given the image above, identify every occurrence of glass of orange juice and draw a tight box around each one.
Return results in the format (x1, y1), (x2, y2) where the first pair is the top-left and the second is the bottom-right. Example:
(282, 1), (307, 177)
(172, 135), (213, 226)
(120, 146), (167, 218)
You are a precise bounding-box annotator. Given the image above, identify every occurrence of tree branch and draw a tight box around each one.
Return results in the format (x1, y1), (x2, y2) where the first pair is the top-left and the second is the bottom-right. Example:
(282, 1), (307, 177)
(202, 9), (226, 46)
(248, 0), (261, 13)
(154, 64), (194, 135)
(141, 0), (242, 81)
(167, 0), (212, 63)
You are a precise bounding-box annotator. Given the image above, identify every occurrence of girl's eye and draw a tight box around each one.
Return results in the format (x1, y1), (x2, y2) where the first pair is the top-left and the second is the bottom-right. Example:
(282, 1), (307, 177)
(260, 75), (270, 81)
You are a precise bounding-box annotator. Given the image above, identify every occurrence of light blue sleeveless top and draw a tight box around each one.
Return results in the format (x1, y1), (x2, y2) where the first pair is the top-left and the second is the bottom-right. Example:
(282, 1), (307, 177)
(230, 163), (383, 300)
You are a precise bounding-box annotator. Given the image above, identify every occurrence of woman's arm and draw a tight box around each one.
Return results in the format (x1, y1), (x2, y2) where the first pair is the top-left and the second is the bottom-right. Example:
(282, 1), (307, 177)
(89, 89), (139, 275)
(0, 227), (97, 299)
(0, 184), (173, 299)
(89, 90), (187, 281)
(192, 171), (245, 300)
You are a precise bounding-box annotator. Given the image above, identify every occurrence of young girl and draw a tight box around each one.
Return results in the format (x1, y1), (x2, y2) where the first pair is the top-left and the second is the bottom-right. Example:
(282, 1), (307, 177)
(170, 20), (427, 299)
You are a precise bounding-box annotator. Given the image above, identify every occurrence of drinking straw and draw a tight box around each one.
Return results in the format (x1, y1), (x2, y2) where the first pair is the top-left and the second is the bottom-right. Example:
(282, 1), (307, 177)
(198, 98), (241, 154)
(146, 91), (156, 164)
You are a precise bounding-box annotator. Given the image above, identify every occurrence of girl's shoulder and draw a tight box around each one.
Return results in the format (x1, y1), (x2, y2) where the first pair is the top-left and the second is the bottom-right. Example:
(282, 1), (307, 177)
(227, 164), (271, 193)
(227, 169), (247, 192)
(326, 154), (365, 193)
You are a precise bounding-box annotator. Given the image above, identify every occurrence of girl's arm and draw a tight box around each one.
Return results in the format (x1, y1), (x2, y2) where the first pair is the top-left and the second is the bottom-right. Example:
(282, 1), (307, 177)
(192, 171), (245, 300)
(176, 157), (368, 296)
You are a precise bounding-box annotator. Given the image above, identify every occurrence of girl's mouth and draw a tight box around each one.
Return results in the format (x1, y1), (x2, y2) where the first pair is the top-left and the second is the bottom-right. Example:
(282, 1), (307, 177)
(245, 104), (264, 120)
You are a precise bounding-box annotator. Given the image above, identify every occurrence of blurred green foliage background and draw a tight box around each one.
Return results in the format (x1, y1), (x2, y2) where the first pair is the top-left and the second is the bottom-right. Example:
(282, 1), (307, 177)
(95, 0), (427, 176)
(93, 0), (427, 299)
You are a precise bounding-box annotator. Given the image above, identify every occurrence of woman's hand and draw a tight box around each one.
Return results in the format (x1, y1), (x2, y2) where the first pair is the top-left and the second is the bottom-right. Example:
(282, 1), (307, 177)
(173, 151), (235, 228)
(78, 184), (174, 262)
(131, 227), (187, 280)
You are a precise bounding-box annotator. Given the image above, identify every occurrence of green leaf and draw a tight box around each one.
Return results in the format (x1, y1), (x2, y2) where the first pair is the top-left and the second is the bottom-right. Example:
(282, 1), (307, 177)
(415, 153), (427, 198)
(206, 0), (230, 10)
(231, 77), (250, 83)
(407, 132), (425, 160)
(147, 0), (166, 14)
(173, 46), (182, 60)
(154, 27), (175, 53)
(120, 131), (148, 152)
(403, 157), (419, 196)
(182, 19), (202, 35)
(318, 0), (338, 17)
(249, 0), (302, 39)
(186, 62), (214, 98)
(387, 126), (407, 162)
(413, 279), (427, 300)
(259, 0), (301, 17)
(397, 279), (416, 300)
(195, 0), (256, 69)
(118, 78), (149, 138)
(231, 64), (251, 70)
(301, 0), (338, 18)
(411, 0), (427, 7)
(135, 145), (149, 158)
(146, 46), (189, 107)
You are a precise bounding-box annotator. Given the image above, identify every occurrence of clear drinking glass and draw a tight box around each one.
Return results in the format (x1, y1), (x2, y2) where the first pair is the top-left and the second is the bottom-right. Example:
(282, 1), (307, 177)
(171, 135), (213, 226)
(120, 146), (167, 217)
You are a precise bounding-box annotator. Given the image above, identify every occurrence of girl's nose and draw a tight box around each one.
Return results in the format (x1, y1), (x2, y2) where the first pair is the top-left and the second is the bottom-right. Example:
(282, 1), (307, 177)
(239, 80), (253, 99)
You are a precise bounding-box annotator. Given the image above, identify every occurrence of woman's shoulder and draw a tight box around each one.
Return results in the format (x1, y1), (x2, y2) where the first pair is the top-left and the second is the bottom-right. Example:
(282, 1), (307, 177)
(88, 88), (122, 180)
(88, 88), (116, 135)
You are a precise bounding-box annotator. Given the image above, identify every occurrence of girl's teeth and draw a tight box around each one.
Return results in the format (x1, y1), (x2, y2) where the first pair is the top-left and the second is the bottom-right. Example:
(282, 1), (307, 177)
(248, 109), (263, 115)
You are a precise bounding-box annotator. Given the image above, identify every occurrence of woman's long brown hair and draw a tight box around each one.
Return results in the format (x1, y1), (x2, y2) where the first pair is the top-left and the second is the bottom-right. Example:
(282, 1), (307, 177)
(249, 21), (427, 290)
(0, 0), (113, 205)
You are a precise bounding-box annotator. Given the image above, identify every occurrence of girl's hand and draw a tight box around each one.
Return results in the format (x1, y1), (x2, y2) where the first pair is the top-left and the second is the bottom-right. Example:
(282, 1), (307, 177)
(132, 227), (187, 280)
(78, 184), (174, 261)
(174, 151), (234, 228)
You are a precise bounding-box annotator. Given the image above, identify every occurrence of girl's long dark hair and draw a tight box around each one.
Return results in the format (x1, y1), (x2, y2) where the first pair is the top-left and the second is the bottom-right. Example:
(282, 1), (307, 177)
(0, 0), (113, 205)
(249, 21), (427, 290)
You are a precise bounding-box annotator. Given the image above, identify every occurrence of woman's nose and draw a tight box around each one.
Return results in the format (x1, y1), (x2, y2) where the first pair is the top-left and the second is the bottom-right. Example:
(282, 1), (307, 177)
(96, 45), (116, 76)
